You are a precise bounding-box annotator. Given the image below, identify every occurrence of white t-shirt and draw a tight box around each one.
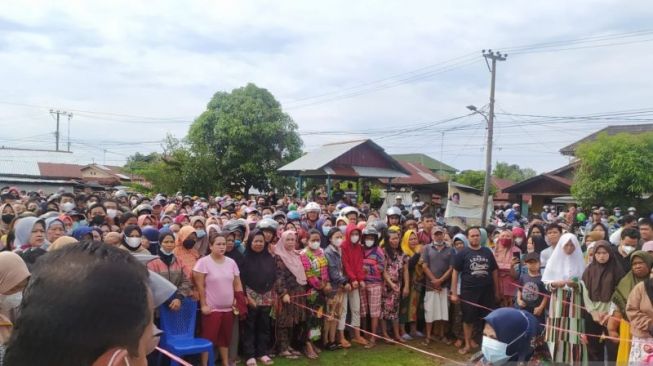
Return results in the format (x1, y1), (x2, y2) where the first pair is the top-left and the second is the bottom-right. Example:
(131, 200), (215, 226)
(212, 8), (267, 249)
(193, 256), (239, 312)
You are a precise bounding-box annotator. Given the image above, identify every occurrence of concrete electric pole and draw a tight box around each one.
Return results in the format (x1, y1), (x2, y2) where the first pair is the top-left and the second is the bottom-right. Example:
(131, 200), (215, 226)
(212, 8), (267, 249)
(49, 109), (73, 152)
(480, 49), (506, 226)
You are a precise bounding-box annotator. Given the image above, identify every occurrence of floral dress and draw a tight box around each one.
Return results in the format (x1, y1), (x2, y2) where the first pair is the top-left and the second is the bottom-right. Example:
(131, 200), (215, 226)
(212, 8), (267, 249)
(400, 253), (424, 324)
(382, 252), (406, 320)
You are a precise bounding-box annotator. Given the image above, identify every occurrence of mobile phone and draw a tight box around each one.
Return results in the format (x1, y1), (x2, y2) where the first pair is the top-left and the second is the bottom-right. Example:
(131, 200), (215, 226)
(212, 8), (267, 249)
(513, 252), (521, 260)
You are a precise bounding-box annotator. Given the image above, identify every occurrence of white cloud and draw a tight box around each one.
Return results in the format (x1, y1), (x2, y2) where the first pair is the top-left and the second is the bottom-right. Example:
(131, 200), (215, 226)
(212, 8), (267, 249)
(0, 0), (652, 170)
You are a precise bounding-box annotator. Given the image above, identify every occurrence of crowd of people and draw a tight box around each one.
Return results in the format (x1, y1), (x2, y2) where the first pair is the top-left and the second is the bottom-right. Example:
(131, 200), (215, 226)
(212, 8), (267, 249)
(0, 186), (652, 365)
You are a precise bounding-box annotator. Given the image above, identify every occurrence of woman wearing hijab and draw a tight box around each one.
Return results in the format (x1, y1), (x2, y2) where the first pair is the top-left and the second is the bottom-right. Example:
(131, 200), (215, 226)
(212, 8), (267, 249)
(119, 225), (150, 254)
(581, 240), (625, 362)
(173, 226), (200, 279)
(299, 229), (330, 358)
(142, 226), (160, 255)
(542, 233), (588, 364)
(608, 251), (653, 365)
(240, 230), (276, 366)
(12, 217), (46, 253)
(0, 252), (30, 325)
(274, 230), (308, 359)
(44, 217), (65, 246)
(71, 226), (93, 242)
(512, 227), (527, 252)
(399, 229), (424, 340)
(48, 236), (77, 251)
(137, 214), (156, 228)
(476, 307), (540, 365)
(341, 223), (368, 346)
(625, 276), (653, 364)
(188, 216), (209, 256)
(494, 229), (521, 307)
(0, 204), (15, 231)
(146, 231), (192, 312)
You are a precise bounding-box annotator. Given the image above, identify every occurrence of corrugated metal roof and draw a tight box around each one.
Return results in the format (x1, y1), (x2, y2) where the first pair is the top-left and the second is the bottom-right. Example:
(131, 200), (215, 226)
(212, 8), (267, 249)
(279, 140), (367, 171)
(0, 160), (41, 176)
(0, 148), (89, 164)
(0, 175), (75, 184)
(391, 153), (457, 173)
(351, 166), (407, 178)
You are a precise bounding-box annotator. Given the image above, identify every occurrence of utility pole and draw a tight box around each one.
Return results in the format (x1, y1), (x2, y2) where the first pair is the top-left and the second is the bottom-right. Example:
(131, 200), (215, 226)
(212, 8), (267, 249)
(480, 49), (507, 226)
(67, 112), (73, 152)
(49, 109), (73, 152)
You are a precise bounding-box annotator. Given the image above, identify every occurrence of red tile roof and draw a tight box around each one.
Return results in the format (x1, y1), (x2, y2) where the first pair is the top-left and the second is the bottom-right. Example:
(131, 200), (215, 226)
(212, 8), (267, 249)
(492, 177), (516, 190)
(383, 161), (440, 186)
(38, 162), (84, 179)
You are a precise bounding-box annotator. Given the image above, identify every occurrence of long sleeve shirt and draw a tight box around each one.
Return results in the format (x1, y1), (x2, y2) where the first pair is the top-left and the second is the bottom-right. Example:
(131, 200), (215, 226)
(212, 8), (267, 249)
(342, 242), (365, 282)
(626, 281), (653, 338)
(363, 247), (385, 284)
(324, 245), (348, 288)
(300, 248), (329, 290)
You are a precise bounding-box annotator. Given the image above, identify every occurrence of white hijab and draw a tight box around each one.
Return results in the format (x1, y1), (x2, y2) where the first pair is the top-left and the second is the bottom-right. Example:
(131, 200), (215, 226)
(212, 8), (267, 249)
(542, 233), (585, 283)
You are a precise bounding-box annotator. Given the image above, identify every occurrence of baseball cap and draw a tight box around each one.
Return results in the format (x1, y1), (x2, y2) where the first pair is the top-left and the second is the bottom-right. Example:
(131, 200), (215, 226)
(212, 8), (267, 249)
(434, 226), (445, 233)
(524, 252), (540, 263)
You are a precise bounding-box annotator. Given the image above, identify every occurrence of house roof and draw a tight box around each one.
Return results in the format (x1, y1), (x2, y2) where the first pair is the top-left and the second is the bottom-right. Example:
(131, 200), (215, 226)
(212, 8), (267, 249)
(559, 123), (653, 156)
(279, 139), (409, 178)
(491, 177), (515, 191)
(390, 153), (457, 173)
(38, 163), (84, 179)
(502, 174), (572, 194)
(381, 161), (440, 186)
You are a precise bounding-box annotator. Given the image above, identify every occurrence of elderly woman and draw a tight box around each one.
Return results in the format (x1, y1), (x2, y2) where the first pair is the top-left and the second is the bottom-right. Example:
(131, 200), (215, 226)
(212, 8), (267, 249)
(626, 277), (653, 364)
(608, 251), (653, 365)
(44, 217), (65, 246)
(119, 225), (150, 254)
(12, 217), (46, 253)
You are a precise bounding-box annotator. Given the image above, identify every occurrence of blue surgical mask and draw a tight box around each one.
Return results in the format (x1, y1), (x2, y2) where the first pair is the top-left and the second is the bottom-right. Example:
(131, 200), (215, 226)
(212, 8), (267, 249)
(196, 229), (206, 238)
(322, 226), (332, 236)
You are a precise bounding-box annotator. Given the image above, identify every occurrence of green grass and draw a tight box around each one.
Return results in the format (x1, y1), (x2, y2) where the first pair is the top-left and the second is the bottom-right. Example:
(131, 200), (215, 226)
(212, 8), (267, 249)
(271, 340), (470, 366)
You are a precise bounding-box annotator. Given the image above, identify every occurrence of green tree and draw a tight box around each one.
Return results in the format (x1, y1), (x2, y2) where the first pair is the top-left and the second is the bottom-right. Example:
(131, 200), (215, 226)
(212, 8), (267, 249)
(572, 132), (653, 209)
(188, 83), (303, 194)
(493, 161), (536, 182)
(125, 135), (217, 196)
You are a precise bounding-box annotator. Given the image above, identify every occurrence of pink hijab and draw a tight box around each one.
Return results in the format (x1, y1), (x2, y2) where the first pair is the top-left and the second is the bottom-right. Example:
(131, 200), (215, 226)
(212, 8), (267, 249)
(0, 252), (30, 294)
(275, 230), (307, 285)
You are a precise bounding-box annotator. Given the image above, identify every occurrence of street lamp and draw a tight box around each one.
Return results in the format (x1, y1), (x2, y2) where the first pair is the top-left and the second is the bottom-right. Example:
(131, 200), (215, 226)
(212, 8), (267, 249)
(466, 104), (492, 226)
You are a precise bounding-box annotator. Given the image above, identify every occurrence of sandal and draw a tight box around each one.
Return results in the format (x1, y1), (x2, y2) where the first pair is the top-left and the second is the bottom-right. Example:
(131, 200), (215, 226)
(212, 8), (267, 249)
(458, 347), (470, 355)
(340, 339), (351, 348)
(305, 349), (319, 360)
(278, 351), (298, 359)
(246, 358), (257, 366)
(364, 340), (376, 349)
(288, 348), (302, 357)
(258, 356), (274, 365)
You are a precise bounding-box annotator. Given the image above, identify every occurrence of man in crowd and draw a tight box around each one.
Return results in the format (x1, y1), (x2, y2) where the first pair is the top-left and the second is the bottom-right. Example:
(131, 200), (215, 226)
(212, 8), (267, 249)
(451, 226), (499, 355)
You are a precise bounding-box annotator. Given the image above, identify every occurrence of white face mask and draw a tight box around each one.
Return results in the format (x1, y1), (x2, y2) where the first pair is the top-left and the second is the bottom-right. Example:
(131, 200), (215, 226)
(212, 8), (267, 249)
(339, 225), (347, 233)
(515, 238), (524, 245)
(622, 245), (635, 255)
(107, 209), (118, 219)
(350, 235), (360, 244)
(365, 239), (375, 247)
(308, 241), (321, 250)
(62, 202), (75, 212)
(333, 238), (343, 247)
(125, 236), (141, 248)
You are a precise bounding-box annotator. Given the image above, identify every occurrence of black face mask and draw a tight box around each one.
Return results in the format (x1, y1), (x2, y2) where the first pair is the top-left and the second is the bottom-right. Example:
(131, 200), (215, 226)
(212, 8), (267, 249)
(91, 215), (106, 226)
(183, 239), (196, 250)
(1, 214), (14, 224)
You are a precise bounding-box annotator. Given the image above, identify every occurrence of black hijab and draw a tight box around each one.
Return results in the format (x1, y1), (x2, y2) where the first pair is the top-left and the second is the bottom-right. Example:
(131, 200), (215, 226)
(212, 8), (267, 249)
(582, 241), (626, 302)
(240, 230), (276, 294)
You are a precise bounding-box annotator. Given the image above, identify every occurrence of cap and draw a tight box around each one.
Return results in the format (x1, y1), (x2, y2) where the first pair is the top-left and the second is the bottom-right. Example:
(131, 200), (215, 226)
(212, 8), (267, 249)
(433, 226), (444, 233)
(395, 195), (402, 200)
(524, 252), (540, 263)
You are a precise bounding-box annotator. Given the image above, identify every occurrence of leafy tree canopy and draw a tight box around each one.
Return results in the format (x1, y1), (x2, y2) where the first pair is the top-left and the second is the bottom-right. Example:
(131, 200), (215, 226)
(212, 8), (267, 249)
(572, 132), (653, 209)
(454, 170), (496, 194)
(188, 83), (303, 194)
(492, 161), (536, 182)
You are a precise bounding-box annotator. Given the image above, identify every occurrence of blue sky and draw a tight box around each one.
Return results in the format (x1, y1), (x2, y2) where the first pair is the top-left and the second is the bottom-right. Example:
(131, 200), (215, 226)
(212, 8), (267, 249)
(1, 1), (653, 173)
